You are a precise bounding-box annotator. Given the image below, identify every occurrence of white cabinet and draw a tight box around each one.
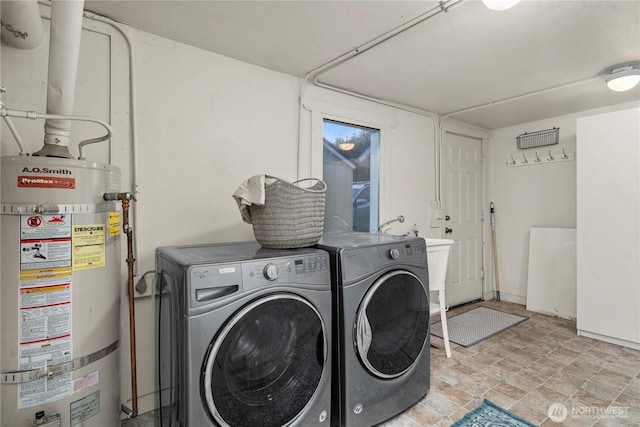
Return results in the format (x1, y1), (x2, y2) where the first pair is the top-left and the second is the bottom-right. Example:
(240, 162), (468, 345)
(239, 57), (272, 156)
(576, 107), (640, 350)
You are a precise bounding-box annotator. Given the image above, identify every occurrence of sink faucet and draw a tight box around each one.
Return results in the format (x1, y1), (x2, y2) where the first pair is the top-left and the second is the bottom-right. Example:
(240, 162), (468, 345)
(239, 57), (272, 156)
(378, 215), (405, 233)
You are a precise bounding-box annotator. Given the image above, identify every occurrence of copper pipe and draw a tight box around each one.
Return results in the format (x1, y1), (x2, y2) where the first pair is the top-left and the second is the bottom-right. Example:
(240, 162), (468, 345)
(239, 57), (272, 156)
(109, 192), (138, 417)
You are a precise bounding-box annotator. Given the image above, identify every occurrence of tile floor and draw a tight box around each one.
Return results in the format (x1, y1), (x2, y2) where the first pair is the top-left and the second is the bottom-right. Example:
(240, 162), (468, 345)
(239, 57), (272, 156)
(124, 300), (640, 427)
(380, 300), (640, 427)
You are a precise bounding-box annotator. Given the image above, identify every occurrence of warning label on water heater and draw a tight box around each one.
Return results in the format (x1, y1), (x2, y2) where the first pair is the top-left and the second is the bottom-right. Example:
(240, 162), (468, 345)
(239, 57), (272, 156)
(72, 224), (106, 270)
(19, 371), (72, 408)
(109, 212), (121, 237)
(18, 214), (74, 408)
(20, 214), (72, 271)
(17, 282), (74, 407)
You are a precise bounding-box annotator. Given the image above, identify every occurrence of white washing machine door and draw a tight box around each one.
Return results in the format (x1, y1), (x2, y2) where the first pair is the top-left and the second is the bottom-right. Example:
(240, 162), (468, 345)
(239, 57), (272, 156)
(202, 293), (327, 427)
(355, 270), (429, 379)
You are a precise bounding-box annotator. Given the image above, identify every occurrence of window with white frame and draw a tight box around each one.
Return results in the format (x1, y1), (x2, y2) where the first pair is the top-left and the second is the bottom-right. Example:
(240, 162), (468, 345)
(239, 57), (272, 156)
(322, 119), (379, 233)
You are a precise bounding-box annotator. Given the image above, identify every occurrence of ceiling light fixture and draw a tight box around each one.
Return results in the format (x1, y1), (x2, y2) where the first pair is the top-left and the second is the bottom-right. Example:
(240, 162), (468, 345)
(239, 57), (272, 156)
(482, 0), (521, 11)
(338, 142), (355, 151)
(605, 65), (640, 92)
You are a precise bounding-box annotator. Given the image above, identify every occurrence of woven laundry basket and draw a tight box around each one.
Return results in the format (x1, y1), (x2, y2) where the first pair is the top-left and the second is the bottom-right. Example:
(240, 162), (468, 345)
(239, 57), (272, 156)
(249, 177), (326, 249)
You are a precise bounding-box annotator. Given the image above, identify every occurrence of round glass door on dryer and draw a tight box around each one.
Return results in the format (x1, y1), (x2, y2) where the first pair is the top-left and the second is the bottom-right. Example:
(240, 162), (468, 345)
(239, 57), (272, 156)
(354, 270), (430, 379)
(202, 294), (328, 427)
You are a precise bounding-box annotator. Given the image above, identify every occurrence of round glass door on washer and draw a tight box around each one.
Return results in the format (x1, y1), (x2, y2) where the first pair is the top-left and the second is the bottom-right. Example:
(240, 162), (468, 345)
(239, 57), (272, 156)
(355, 271), (429, 379)
(316, 233), (430, 427)
(156, 242), (332, 427)
(203, 295), (325, 426)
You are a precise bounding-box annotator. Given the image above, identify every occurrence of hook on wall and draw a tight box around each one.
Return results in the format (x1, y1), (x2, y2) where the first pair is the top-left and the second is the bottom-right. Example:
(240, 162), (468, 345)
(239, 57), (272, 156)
(506, 148), (574, 168)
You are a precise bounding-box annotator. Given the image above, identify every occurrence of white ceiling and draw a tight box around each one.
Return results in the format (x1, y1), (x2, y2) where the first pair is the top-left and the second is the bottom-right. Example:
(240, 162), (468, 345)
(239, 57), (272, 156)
(84, 0), (640, 129)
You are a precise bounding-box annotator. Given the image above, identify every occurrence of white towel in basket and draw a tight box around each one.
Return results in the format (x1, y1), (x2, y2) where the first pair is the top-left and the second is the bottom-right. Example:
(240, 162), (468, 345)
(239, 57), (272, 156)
(232, 175), (276, 223)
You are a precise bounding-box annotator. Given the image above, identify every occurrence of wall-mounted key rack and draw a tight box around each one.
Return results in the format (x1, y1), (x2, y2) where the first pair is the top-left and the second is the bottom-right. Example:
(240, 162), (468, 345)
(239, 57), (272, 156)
(506, 149), (574, 167)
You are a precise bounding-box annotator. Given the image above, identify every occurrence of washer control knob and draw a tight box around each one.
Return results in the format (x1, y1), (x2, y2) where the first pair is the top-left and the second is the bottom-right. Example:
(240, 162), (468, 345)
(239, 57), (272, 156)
(263, 263), (279, 281)
(389, 248), (400, 259)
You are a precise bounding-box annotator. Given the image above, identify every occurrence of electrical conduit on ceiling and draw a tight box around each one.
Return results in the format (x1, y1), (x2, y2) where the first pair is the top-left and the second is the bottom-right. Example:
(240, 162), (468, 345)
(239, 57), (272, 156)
(438, 75), (603, 124)
(298, 0), (605, 212)
(298, 0), (469, 209)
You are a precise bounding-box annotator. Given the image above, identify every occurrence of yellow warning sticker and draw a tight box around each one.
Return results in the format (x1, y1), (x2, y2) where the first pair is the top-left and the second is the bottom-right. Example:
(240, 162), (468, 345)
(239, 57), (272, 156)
(72, 224), (105, 270)
(109, 212), (121, 237)
(20, 267), (73, 288)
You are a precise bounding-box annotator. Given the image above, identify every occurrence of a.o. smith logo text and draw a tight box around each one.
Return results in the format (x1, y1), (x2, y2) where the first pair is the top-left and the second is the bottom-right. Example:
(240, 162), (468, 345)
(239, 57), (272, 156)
(18, 176), (76, 189)
(22, 167), (72, 175)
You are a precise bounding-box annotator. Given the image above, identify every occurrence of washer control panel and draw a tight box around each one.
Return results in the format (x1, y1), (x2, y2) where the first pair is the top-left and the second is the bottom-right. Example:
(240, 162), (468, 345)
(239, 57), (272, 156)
(242, 253), (329, 290)
(187, 252), (330, 310)
(380, 240), (426, 260)
(339, 239), (427, 284)
(294, 256), (328, 275)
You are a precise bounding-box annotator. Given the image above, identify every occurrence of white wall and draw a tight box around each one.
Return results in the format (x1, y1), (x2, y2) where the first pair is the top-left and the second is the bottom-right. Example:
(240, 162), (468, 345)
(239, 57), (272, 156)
(488, 100), (640, 304)
(1, 9), (440, 415)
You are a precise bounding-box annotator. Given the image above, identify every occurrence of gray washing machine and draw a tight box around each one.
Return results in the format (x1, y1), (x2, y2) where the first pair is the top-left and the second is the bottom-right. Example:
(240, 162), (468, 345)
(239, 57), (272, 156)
(315, 233), (430, 427)
(155, 241), (332, 427)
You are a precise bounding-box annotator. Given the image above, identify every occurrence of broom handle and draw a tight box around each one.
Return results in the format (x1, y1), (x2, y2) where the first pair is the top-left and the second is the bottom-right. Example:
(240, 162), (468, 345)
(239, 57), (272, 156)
(490, 202), (501, 301)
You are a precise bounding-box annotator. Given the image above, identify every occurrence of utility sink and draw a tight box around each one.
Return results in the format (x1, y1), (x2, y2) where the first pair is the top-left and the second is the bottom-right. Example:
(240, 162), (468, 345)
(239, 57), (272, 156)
(425, 238), (454, 289)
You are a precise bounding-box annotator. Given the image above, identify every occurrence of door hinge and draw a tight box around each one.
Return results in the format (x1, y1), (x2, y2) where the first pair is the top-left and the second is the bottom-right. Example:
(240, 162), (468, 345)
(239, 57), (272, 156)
(481, 268), (485, 279)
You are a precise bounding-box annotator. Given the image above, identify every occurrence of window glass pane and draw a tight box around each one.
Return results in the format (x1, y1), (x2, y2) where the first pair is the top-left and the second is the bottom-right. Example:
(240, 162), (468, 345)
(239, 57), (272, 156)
(322, 119), (379, 233)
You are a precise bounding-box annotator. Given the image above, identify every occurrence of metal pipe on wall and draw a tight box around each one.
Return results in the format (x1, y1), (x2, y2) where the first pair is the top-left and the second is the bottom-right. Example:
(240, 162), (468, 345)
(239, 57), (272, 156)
(104, 192), (139, 418)
(1, 106), (113, 158)
(82, 10), (142, 277)
(121, 194), (139, 418)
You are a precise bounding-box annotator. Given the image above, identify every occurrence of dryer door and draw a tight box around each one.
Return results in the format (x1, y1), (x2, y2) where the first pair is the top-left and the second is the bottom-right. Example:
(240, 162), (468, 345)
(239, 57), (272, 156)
(355, 270), (429, 378)
(202, 294), (327, 427)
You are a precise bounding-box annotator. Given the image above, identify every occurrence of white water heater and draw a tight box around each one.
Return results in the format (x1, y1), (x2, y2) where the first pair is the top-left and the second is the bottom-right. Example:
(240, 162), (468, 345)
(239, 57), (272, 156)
(1, 155), (122, 426)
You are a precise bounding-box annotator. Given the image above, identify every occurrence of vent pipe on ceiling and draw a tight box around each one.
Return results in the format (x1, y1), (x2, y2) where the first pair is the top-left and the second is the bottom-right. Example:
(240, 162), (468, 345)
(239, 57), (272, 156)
(0, 0), (45, 50)
(33, 0), (85, 158)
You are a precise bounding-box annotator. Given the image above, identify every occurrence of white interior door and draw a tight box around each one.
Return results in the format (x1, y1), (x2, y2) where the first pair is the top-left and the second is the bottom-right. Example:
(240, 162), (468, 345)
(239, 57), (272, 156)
(442, 131), (484, 306)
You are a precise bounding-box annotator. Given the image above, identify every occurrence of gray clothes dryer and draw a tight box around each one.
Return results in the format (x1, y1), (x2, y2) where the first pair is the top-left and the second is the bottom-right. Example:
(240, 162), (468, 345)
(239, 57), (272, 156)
(315, 233), (430, 427)
(155, 241), (332, 427)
